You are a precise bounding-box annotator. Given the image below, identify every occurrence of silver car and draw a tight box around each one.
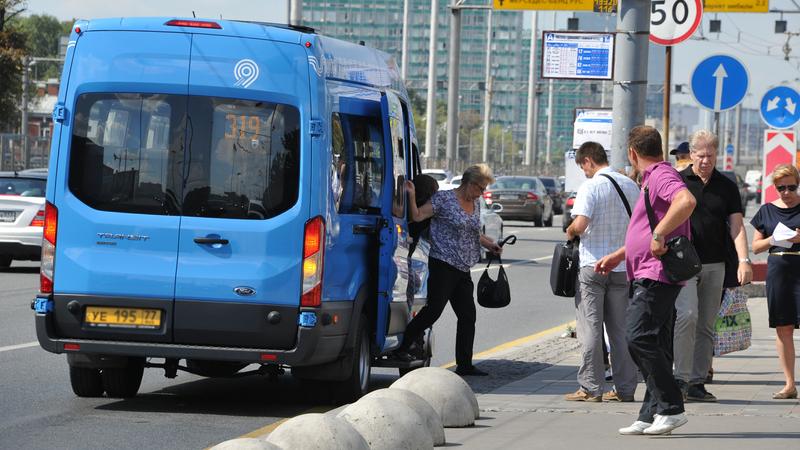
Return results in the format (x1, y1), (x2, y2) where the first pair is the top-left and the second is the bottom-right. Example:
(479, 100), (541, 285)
(0, 169), (48, 268)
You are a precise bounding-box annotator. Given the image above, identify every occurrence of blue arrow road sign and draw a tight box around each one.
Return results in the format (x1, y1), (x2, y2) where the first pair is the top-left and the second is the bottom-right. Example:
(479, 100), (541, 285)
(691, 55), (749, 112)
(760, 86), (800, 130)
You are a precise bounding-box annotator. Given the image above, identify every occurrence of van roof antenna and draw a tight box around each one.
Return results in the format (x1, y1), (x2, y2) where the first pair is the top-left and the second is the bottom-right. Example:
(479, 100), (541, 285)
(192, 11), (196, 18)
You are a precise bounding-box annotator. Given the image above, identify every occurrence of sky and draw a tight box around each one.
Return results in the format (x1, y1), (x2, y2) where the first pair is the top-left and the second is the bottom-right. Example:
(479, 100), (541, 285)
(20, 0), (800, 111)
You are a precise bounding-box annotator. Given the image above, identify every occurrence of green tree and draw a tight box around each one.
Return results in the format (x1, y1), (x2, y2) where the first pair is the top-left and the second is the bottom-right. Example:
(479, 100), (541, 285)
(15, 13), (65, 78)
(0, 0), (27, 132)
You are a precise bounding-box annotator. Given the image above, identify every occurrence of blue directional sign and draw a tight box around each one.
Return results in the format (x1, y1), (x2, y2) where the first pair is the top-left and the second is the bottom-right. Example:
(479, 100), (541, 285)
(690, 55), (749, 112)
(759, 86), (800, 130)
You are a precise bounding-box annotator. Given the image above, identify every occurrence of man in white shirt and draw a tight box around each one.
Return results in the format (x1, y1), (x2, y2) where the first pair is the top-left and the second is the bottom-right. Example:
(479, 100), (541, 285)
(564, 141), (641, 402)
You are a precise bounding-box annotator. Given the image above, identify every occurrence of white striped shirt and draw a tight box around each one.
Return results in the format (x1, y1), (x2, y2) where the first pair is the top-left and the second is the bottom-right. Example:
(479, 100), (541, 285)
(571, 167), (640, 272)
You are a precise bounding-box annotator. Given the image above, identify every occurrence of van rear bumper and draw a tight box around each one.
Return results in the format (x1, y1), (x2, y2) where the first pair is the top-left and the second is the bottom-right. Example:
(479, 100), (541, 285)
(35, 301), (354, 367)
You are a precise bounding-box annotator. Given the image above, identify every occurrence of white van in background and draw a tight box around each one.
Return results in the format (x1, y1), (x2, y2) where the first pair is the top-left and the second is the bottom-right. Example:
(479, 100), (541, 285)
(745, 170), (762, 203)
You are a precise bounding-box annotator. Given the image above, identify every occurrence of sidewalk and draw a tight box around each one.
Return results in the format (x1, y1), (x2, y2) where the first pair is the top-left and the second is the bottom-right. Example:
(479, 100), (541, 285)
(447, 297), (800, 449)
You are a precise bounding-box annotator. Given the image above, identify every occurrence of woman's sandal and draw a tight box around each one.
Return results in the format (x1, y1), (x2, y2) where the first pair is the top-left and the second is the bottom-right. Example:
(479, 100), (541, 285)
(772, 388), (798, 399)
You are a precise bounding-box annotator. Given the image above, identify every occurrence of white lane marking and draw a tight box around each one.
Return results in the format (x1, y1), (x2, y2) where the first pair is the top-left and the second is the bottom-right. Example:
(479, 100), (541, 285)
(0, 341), (39, 353)
(470, 254), (552, 273)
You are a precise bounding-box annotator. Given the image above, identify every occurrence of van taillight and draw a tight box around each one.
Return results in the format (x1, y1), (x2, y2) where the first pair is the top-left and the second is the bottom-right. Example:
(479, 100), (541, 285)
(29, 208), (45, 227)
(40, 202), (57, 294)
(165, 19), (222, 29)
(301, 216), (324, 307)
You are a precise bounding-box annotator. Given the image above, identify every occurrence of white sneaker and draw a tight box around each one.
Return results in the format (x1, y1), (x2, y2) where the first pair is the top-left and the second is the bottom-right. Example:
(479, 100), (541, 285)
(643, 413), (688, 435)
(618, 420), (652, 435)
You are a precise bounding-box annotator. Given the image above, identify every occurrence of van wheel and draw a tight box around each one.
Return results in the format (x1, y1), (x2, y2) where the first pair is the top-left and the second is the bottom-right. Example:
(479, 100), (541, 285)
(0, 256), (11, 268)
(337, 315), (371, 402)
(186, 360), (247, 377)
(69, 366), (104, 397)
(101, 359), (145, 398)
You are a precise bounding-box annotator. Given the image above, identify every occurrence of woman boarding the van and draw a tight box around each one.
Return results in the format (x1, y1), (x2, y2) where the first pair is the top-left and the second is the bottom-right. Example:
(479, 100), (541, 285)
(396, 164), (503, 376)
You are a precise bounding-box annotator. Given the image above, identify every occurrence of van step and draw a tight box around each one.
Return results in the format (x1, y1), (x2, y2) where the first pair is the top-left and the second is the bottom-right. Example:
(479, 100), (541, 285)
(372, 356), (426, 369)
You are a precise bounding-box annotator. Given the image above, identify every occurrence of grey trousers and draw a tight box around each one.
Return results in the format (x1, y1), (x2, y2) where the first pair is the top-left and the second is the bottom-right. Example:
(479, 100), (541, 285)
(673, 262), (726, 384)
(575, 266), (637, 397)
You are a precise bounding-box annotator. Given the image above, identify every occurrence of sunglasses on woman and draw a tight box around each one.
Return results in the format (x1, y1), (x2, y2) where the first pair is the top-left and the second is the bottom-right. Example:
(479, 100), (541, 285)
(776, 184), (798, 193)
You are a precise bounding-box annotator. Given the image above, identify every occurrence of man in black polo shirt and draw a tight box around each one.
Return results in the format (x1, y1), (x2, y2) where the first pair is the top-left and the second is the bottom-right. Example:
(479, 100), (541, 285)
(674, 130), (753, 402)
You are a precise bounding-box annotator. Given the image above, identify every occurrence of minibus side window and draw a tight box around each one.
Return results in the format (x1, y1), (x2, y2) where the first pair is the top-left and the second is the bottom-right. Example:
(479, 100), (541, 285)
(331, 113), (346, 212)
(341, 114), (383, 213)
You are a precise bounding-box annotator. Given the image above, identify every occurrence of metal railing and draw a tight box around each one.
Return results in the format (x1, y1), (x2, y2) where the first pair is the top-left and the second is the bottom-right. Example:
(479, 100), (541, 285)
(0, 134), (50, 171)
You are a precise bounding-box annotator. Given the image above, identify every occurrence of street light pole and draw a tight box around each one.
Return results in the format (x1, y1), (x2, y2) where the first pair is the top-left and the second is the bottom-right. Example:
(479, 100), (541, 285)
(481, 9), (493, 163)
(424, 0), (439, 160)
(401, 0), (411, 81)
(524, 11), (538, 166)
(445, 4), (463, 167)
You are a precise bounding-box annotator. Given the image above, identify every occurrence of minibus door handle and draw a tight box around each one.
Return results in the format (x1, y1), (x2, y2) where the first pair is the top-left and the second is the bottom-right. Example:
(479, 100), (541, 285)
(194, 237), (230, 245)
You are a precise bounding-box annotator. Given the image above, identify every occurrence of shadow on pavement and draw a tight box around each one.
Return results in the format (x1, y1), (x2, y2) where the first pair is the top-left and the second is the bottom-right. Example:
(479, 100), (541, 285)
(667, 432), (800, 440)
(462, 360), (556, 394)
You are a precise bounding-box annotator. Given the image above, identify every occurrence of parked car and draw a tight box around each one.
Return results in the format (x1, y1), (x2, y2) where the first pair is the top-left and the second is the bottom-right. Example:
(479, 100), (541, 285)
(485, 176), (553, 227)
(479, 197), (503, 260)
(422, 168), (452, 189)
(562, 191), (577, 232)
(34, 18), (432, 402)
(0, 169), (48, 268)
(720, 170), (749, 212)
(447, 175), (463, 190)
(539, 176), (566, 214)
(745, 170), (762, 203)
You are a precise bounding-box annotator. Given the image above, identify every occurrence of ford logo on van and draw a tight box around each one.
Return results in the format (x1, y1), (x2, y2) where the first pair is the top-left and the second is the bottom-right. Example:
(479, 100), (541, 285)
(234, 286), (256, 296)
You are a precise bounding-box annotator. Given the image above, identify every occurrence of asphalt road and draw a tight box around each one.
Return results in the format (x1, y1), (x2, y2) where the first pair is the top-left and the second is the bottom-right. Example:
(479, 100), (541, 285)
(0, 202), (760, 449)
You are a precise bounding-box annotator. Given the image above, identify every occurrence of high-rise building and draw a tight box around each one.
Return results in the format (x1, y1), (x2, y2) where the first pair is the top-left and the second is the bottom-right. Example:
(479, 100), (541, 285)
(302, 1), (528, 156)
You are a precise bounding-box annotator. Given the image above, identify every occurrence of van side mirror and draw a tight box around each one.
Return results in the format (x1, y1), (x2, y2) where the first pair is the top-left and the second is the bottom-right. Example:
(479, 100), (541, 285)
(491, 203), (503, 213)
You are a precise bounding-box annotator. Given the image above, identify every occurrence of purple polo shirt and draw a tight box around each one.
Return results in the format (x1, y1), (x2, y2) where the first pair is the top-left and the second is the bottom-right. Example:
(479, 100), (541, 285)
(624, 161), (691, 284)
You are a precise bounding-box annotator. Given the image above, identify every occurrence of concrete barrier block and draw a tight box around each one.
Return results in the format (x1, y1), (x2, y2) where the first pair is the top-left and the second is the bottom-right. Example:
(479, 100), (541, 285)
(365, 388), (446, 446)
(210, 438), (281, 450)
(265, 413), (368, 450)
(337, 396), (434, 450)
(390, 367), (479, 427)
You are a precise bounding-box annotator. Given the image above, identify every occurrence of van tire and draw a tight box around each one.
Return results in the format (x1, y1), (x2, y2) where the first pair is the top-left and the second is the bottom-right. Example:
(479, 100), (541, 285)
(101, 359), (144, 398)
(0, 256), (11, 268)
(337, 314), (371, 402)
(186, 360), (247, 378)
(69, 366), (104, 397)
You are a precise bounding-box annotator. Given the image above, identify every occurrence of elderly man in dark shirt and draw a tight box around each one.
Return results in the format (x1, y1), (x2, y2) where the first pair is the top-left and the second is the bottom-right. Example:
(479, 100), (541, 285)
(673, 129), (753, 402)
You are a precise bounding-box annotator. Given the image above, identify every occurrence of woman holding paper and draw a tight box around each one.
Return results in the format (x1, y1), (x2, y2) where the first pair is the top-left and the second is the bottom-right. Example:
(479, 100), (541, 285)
(751, 164), (800, 399)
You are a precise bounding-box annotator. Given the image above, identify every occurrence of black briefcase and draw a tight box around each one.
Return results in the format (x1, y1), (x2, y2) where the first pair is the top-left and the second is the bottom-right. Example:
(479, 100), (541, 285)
(550, 238), (580, 297)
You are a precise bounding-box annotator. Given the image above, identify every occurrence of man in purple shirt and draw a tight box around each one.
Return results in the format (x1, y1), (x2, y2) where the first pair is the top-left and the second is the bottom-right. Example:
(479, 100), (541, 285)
(595, 126), (696, 436)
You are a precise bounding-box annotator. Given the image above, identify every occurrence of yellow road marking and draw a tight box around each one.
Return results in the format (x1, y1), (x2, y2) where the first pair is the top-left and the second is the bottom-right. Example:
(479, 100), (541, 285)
(439, 320), (576, 369)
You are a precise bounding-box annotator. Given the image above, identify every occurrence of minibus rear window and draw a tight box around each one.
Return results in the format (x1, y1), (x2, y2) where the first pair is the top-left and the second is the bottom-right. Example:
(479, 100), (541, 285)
(69, 93), (185, 215)
(68, 93), (300, 220)
(182, 97), (300, 220)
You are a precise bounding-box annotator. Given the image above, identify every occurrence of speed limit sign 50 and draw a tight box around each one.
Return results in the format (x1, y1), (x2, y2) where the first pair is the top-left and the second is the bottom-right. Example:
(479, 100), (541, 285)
(649, 0), (703, 46)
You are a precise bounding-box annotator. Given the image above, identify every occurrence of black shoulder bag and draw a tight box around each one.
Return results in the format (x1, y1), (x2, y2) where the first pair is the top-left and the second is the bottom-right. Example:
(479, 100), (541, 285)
(599, 173), (632, 217)
(643, 186), (702, 283)
(477, 235), (517, 308)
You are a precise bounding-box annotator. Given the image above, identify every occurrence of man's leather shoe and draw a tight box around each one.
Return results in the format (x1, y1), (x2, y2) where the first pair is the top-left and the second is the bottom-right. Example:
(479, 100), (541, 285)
(455, 365), (488, 376)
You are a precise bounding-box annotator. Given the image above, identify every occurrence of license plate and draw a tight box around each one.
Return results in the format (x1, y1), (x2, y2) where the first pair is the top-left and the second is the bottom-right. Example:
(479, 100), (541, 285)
(498, 195), (517, 200)
(84, 306), (162, 329)
(0, 210), (16, 223)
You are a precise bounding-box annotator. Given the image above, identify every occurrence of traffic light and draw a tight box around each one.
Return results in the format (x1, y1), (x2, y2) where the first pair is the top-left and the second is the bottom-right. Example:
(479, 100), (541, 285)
(709, 20), (721, 33)
(567, 18), (579, 31)
(776, 20), (787, 34)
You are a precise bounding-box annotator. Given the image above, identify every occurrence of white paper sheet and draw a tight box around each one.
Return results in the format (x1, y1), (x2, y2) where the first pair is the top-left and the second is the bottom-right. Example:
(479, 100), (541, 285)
(772, 222), (797, 248)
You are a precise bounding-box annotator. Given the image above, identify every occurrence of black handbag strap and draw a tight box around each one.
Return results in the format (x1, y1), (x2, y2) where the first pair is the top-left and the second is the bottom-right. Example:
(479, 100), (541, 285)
(643, 185), (658, 233)
(484, 235), (517, 268)
(599, 173), (632, 217)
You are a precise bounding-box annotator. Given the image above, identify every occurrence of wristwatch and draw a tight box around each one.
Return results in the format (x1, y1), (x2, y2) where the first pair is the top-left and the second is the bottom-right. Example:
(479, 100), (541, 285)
(652, 232), (663, 242)
(739, 258), (752, 264)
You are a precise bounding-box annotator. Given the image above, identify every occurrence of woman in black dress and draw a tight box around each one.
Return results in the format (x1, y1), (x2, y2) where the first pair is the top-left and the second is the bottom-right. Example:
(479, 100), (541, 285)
(750, 164), (800, 399)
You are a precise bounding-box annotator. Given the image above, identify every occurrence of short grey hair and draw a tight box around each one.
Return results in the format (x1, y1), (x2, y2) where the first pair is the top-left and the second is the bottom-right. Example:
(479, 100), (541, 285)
(461, 163), (494, 187)
(689, 129), (719, 153)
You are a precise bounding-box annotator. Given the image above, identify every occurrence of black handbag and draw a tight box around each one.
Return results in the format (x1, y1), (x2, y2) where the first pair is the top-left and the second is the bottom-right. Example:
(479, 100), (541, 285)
(644, 186), (702, 283)
(550, 237), (580, 297)
(477, 235), (517, 308)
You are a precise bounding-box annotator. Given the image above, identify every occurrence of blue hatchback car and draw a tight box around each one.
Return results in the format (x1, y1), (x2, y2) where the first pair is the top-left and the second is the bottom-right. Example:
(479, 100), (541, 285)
(33, 17), (431, 401)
